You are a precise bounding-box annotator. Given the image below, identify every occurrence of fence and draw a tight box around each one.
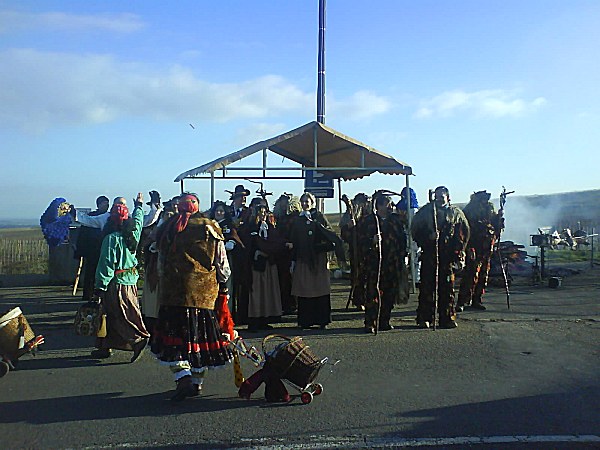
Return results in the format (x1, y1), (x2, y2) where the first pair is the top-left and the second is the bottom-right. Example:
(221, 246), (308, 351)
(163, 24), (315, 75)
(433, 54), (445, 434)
(0, 239), (48, 275)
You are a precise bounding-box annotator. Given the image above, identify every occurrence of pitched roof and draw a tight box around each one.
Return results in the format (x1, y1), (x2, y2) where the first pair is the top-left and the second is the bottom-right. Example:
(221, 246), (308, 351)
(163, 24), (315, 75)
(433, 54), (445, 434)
(174, 121), (412, 182)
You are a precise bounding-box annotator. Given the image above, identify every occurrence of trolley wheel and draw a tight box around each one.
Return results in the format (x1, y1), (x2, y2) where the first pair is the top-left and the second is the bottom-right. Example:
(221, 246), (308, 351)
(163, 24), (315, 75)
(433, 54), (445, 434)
(300, 391), (313, 404)
(312, 383), (323, 396)
(0, 361), (9, 378)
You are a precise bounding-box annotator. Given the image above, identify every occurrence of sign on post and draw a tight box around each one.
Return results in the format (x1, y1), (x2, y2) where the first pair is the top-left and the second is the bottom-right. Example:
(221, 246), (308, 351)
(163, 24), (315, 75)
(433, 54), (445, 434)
(304, 170), (334, 198)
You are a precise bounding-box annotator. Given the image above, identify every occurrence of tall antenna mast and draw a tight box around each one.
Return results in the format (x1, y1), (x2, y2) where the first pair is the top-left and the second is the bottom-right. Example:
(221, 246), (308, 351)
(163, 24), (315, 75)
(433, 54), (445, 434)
(316, 0), (326, 124)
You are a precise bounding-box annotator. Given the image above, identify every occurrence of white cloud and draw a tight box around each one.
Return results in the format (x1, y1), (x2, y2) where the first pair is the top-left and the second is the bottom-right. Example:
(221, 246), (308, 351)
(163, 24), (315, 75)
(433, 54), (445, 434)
(0, 10), (144, 33)
(329, 90), (392, 120)
(0, 49), (315, 132)
(415, 89), (547, 119)
(232, 122), (288, 147)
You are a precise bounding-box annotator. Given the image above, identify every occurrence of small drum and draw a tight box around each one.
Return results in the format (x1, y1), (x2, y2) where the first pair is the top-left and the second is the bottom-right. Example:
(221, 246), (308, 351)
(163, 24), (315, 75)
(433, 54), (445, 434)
(0, 307), (36, 361)
(262, 334), (323, 389)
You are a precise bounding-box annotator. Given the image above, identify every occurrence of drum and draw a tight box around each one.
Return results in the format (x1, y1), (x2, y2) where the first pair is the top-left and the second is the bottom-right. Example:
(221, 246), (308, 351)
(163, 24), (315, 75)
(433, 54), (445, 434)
(0, 307), (36, 360)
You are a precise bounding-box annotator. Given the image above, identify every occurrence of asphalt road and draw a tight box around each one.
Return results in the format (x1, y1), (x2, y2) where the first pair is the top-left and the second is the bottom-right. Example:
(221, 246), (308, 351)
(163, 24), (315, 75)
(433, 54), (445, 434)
(0, 266), (599, 449)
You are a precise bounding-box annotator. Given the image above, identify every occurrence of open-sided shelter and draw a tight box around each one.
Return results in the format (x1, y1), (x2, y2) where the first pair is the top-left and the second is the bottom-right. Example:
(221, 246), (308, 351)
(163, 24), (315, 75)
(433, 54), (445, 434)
(174, 120), (418, 290)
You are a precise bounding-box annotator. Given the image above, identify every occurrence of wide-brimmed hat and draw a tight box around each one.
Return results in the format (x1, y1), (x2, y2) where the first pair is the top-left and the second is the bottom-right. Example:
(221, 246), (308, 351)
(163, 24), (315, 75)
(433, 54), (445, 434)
(227, 185), (251, 200)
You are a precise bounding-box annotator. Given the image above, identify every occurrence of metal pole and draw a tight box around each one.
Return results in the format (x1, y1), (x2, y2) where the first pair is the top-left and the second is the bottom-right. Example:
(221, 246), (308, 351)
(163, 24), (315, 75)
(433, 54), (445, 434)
(210, 172), (215, 206)
(406, 174), (417, 294)
(337, 178), (343, 224)
(316, 0), (326, 124)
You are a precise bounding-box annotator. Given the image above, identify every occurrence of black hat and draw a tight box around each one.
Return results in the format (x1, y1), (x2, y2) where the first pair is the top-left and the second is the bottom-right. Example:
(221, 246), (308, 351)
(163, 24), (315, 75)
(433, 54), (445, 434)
(227, 185), (251, 200)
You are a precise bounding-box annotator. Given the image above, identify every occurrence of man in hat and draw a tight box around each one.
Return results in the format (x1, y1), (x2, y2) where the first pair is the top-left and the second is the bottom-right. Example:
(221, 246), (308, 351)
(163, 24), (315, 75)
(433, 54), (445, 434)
(457, 190), (503, 311)
(411, 186), (470, 329)
(228, 185), (251, 226)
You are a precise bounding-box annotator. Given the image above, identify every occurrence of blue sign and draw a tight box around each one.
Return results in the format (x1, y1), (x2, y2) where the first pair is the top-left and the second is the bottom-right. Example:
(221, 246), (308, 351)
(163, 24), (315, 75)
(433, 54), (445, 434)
(305, 170), (334, 198)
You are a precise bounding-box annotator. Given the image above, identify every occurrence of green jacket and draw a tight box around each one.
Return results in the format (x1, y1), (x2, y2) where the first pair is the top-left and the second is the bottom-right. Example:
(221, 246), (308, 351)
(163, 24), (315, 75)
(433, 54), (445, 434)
(95, 206), (143, 290)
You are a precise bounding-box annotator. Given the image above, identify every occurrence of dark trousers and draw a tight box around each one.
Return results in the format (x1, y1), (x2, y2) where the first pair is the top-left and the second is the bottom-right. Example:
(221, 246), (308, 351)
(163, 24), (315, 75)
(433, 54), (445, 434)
(417, 255), (456, 324)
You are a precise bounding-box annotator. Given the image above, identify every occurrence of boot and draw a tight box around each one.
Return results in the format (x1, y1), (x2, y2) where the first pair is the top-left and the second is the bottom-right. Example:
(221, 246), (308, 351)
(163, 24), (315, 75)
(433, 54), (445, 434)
(171, 375), (195, 402)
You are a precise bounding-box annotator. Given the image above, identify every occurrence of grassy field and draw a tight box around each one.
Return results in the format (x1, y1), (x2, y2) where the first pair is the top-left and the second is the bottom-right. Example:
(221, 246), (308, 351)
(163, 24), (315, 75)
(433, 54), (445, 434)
(0, 227), (44, 239)
(0, 227), (48, 275)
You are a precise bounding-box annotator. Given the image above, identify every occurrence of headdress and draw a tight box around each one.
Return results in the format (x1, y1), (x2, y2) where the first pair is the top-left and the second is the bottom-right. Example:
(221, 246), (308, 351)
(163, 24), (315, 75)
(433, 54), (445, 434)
(174, 193), (200, 233)
(110, 203), (129, 228)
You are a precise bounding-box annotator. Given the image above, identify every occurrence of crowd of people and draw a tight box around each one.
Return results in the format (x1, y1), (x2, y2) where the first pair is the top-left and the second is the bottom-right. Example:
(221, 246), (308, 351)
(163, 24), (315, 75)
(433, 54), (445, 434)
(67, 182), (503, 401)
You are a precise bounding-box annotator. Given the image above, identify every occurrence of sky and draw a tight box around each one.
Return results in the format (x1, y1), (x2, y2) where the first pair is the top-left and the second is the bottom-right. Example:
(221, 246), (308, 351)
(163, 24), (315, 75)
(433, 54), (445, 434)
(1, 0), (599, 221)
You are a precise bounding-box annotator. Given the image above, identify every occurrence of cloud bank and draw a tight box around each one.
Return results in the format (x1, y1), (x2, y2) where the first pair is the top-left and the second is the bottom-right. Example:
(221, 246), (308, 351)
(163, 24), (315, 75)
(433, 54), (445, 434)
(415, 89), (546, 119)
(0, 10), (144, 33)
(0, 49), (393, 132)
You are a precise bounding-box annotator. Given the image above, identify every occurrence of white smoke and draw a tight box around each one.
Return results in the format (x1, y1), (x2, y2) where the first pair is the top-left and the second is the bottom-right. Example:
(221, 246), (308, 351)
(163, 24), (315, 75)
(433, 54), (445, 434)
(501, 195), (564, 256)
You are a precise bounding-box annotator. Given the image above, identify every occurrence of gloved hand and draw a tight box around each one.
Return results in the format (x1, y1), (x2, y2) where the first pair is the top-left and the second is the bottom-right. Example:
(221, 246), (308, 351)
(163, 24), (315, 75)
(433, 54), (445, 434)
(133, 192), (144, 208)
(149, 190), (161, 206)
(225, 240), (235, 251)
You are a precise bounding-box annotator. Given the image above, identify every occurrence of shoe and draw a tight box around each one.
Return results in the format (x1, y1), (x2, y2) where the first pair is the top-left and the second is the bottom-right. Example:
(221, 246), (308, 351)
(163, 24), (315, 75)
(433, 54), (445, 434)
(469, 303), (486, 311)
(456, 305), (464, 313)
(378, 324), (394, 331)
(189, 384), (202, 397)
(439, 321), (458, 329)
(171, 376), (195, 402)
(130, 338), (148, 363)
(364, 326), (375, 334)
(417, 321), (430, 329)
(91, 348), (112, 358)
(319, 324), (327, 330)
(261, 324), (274, 330)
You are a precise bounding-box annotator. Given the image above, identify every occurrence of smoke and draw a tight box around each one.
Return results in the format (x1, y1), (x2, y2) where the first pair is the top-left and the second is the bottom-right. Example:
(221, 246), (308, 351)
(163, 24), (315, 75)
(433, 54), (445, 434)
(501, 195), (564, 255)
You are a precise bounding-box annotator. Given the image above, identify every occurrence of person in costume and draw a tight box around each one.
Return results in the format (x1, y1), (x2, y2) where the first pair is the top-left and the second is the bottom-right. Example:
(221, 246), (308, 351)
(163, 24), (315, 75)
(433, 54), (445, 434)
(226, 185), (252, 324)
(93, 192), (150, 360)
(239, 204), (287, 331)
(411, 186), (470, 329)
(288, 192), (336, 330)
(339, 192), (371, 310)
(40, 197), (73, 247)
(74, 195), (110, 302)
(227, 184), (251, 226)
(209, 200), (245, 311)
(139, 194), (177, 333)
(356, 193), (409, 333)
(457, 190), (503, 311)
(151, 193), (235, 402)
(272, 193), (300, 315)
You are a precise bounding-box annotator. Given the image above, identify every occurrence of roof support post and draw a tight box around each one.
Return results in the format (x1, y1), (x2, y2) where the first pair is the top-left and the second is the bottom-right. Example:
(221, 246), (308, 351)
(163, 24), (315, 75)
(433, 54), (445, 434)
(180, 179), (184, 194)
(210, 171), (215, 206)
(262, 148), (267, 178)
(313, 125), (318, 167)
(337, 178), (343, 224)
(405, 173), (417, 294)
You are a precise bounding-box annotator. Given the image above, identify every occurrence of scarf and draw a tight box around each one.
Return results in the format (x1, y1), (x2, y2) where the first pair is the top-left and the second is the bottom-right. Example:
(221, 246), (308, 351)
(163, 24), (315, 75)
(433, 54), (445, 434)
(110, 204), (129, 228)
(174, 194), (200, 233)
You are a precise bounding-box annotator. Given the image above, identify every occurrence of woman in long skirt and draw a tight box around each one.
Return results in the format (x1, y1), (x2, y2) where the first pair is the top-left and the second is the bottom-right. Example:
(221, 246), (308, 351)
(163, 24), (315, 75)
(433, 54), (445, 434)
(151, 193), (235, 402)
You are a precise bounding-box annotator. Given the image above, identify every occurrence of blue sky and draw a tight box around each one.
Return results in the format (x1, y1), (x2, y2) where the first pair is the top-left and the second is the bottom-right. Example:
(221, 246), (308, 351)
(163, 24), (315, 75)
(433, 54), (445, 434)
(1, 0), (599, 220)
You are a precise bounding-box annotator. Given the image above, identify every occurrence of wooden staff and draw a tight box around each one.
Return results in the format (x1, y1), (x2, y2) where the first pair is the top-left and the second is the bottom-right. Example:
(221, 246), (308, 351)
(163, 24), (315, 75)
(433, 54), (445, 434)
(72, 257), (83, 296)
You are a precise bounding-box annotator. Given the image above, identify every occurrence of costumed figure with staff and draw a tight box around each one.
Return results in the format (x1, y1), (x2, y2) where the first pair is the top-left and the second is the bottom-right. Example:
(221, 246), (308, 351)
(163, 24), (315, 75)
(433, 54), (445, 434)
(411, 186), (470, 329)
(356, 191), (409, 333)
(457, 190), (504, 312)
